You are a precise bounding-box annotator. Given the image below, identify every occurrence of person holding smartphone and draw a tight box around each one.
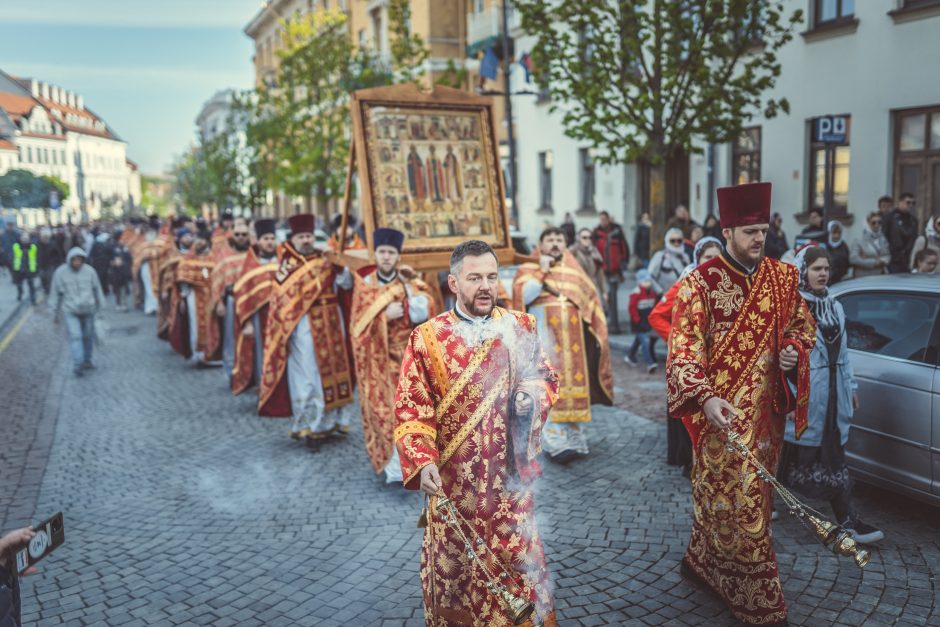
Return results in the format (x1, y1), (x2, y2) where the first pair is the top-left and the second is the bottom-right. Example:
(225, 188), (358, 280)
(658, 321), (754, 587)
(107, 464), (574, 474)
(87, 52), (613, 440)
(0, 526), (38, 627)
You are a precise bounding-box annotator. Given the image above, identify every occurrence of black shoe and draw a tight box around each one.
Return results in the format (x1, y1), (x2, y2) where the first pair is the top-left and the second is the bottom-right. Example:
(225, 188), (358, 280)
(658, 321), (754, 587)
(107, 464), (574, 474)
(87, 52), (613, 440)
(548, 449), (579, 464)
(842, 519), (884, 545)
(73, 367), (84, 378)
(82, 362), (95, 370)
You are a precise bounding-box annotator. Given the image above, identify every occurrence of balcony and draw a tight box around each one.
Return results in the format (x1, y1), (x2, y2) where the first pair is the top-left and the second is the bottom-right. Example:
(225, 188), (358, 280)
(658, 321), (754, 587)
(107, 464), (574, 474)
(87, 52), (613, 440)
(466, 2), (519, 57)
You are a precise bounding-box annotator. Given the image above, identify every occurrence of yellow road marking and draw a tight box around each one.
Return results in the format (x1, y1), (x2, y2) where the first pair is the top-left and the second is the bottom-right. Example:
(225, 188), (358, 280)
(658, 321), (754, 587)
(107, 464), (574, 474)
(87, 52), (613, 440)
(0, 307), (33, 355)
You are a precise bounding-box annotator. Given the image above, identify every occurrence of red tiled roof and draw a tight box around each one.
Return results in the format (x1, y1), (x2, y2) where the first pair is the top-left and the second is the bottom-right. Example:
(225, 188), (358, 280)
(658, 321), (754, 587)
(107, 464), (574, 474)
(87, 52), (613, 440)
(38, 97), (113, 139)
(19, 131), (66, 141)
(0, 139), (16, 151)
(0, 92), (39, 120)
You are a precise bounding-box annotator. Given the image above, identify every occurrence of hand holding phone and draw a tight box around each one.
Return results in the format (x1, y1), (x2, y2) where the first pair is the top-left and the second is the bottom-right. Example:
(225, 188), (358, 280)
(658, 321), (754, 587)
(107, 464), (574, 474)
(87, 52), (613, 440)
(13, 512), (65, 575)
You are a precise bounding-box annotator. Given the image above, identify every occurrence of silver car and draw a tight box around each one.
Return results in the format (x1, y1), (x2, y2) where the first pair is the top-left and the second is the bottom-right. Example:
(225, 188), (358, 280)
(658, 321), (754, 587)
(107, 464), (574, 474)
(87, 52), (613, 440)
(830, 274), (940, 508)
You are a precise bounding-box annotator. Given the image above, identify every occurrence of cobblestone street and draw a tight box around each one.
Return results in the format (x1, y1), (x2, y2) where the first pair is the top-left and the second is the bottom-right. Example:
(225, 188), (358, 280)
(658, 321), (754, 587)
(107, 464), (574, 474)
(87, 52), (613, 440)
(2, 305), (939, 626)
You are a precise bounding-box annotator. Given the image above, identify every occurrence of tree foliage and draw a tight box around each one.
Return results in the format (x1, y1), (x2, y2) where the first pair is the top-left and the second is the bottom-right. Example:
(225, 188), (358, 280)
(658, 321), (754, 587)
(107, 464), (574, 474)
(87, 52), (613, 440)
(514, 0), (803, 166)
(0, 169), (67, 209)
(251, 11), (367, 211)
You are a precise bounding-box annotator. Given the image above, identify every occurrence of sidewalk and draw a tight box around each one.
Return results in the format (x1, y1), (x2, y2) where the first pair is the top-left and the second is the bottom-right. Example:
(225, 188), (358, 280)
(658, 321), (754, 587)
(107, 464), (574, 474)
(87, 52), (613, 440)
(0, 272), (28, 336)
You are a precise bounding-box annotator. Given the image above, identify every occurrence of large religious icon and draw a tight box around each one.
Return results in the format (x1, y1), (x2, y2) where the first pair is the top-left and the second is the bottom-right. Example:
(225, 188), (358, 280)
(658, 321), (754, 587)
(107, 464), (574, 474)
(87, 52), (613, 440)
(342, 84), (512, 270)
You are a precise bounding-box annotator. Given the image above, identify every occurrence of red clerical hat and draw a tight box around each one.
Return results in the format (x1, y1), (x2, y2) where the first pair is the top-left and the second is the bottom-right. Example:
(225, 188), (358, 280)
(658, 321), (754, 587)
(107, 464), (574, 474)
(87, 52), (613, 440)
(717, 182), (772, 229)
(287, 213), (315, 235)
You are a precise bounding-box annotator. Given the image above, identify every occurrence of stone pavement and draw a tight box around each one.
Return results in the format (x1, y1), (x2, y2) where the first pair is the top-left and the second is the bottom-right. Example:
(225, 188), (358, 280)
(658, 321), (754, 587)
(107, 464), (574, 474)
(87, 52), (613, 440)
(1, 307), (939, 626)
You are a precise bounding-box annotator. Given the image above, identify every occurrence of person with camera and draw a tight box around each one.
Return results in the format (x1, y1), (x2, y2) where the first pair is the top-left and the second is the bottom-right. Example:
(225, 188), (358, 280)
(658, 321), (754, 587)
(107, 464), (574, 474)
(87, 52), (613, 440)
(0, 526), (38, 627)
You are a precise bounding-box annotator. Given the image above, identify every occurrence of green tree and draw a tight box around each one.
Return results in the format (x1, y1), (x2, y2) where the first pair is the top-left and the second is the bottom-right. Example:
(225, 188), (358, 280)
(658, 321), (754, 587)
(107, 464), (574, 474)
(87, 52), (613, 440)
(141, 175), (172, 215)
(253, 10), (366, 214)
(0, 169), (62, 208)
(41, 175), (70, 202)
(515, 0), (802, 224)
(171, 147), (212, 212)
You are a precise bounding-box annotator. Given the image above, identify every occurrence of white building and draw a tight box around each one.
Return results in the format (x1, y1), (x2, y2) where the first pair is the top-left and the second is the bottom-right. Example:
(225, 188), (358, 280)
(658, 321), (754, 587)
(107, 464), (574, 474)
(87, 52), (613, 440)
(196, 89), (237, 142)
(513, 1), (940, 250)
(0, 69), (138, 226)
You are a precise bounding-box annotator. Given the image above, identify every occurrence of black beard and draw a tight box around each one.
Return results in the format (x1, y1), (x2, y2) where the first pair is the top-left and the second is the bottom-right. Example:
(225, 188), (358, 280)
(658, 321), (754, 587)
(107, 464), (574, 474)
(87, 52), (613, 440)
(231, 240), (250, 252)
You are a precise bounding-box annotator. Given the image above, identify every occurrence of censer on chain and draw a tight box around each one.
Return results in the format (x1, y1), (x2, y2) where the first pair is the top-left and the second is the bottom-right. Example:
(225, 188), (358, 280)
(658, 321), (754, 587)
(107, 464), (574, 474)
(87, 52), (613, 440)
(430, 494), (537, 626)
(725, 431), (870, 568)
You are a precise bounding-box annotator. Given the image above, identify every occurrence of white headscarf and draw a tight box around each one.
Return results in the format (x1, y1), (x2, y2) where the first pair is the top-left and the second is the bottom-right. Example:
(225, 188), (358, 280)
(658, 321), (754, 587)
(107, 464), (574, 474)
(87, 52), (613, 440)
(664, 227), (685, 255)
(926, 215), (940, 247)
(827, 220), (844, 248)
(678, 236), (723, 280)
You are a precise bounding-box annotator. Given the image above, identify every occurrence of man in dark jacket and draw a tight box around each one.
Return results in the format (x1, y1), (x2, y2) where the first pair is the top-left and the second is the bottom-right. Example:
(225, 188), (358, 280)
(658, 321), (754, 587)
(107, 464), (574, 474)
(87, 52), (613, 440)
(634, 212), (651, 267)
(764, 212), (789, 260)
(0, 221), (19, 280)
(37, 228), (65, 295)
(592, 210), (630, 334)
(883, 192), (919, 273)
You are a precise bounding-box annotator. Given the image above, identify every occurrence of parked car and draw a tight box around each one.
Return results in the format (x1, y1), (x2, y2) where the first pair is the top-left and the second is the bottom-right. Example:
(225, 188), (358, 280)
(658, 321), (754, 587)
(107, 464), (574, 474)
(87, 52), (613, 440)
(829, 274), (940, 508)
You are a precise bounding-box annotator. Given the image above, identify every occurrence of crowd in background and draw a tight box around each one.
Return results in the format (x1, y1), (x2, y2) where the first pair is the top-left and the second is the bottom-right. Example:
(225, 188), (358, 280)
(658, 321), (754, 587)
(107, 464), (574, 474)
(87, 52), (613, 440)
(553, 192), (938, 338)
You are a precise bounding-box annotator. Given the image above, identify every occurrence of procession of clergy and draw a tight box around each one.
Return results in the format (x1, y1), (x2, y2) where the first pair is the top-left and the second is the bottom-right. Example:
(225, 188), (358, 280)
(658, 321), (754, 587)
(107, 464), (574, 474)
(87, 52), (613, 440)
(119, 181), (816, 626)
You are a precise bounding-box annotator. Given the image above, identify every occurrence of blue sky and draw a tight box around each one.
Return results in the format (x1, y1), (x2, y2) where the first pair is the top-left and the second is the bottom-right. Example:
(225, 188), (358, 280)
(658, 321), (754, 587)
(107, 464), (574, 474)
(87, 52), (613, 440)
(0, 0), (263, 174)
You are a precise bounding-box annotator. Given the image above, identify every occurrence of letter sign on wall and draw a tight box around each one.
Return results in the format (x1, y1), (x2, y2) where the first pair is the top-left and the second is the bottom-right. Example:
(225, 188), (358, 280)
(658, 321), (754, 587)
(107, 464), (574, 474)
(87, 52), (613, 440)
(815, 115), (848, 144)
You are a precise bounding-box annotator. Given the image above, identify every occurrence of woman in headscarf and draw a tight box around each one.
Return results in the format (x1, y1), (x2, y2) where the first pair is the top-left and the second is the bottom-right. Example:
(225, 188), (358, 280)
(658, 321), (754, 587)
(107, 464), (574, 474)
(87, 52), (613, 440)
(825, 220), (850, 283)
(909, 214), (940, 270)
(849, 211), (890, 278)
(779, 244), (883, 545)
(647, 227), (690, 294)
(648, 236), (723, 476)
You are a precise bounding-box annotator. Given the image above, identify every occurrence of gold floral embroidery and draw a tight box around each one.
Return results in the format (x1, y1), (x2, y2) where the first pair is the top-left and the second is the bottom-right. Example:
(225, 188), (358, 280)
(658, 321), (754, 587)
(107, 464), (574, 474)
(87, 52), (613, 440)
(707, 267), (745, 317)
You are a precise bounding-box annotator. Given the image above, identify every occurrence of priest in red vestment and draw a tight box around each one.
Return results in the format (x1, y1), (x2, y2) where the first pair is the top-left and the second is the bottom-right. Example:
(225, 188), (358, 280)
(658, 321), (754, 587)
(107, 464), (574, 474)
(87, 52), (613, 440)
(350, 228), (437, 482)
(157, 221), (192, 340)
(667, 182), (817, 626)
(231, 219), (279, 396)
(512, 227), (613, 462)
(209, 221), (250, 379)
(258, 214), (356, 445)
(169, 230), (221, 365)
(396, 240), (559, 627)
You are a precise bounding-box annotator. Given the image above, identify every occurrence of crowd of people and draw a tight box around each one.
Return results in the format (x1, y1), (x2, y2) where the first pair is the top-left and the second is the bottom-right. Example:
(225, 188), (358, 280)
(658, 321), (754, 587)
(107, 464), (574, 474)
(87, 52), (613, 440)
(2, 185), (934, 626)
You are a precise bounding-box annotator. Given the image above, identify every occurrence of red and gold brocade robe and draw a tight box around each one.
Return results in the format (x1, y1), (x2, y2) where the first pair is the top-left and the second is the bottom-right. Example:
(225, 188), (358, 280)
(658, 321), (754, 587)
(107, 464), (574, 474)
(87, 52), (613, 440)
(156, 245), (182, 340)
(350, 270), (436, 473)
(231, 247), (277, 395)
(257, 243), (354, 418)
(395, 308), (560, 627)
(169, 253), (220, 360)
(207, 248), (247, 357)
(511, 251), (613, 423)
(667, 253), (816, 626)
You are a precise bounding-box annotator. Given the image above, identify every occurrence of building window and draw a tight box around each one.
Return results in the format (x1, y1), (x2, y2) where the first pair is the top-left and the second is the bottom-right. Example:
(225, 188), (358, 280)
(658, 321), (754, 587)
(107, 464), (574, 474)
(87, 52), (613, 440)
(808, 115), (851, 217)
(579, 148), (596, 212)
(26, 147), (32, 163)
(893, 105), (940, 225)
(731, 127), (761, 185)
(371, 8), (382, 50)
(815, 0), (855, 25)
(538, 151), (553, 211)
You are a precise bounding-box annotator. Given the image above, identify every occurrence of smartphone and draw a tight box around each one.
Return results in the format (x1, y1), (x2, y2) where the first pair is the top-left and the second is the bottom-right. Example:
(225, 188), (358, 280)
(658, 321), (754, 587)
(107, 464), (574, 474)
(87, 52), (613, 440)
(14, 512), (65, 575)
